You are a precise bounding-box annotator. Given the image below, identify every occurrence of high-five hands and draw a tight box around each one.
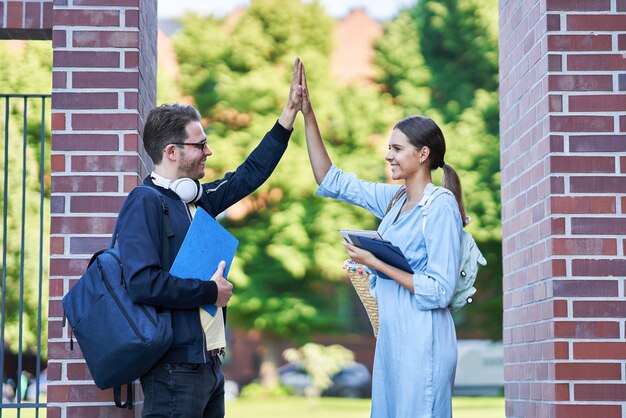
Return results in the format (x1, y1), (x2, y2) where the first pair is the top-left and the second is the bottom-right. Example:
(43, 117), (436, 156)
(278, 57), (315, 125)
(211, 261), (233, 307)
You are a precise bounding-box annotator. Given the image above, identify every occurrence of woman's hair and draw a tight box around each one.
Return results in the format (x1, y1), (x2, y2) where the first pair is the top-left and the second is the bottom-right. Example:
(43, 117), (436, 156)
(143, 104), (202, 164)
(394, 116), (468, 227)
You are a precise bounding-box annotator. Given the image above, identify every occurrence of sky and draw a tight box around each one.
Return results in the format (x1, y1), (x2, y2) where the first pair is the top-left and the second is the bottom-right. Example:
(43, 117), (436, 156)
(157, 0), (417, 21)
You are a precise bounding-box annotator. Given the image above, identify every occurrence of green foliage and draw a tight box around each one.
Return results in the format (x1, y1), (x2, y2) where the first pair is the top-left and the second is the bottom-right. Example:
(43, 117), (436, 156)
(172, 0), (501, 340)
(374, 11), (431, 114)
(0, 41), (52, 94)
(443, 91), (501, 338)
(283, 343), (354, 397)
(0, 0), (503, 361)
(444, 91), (500, 241)
(246, 0), (332, 60)
(174, 0), (400, 341)
(0, 40), (52, 356)
(157, 61), (182, 105)
(412, 0), (499, 120)
(174, 0), (333, 120)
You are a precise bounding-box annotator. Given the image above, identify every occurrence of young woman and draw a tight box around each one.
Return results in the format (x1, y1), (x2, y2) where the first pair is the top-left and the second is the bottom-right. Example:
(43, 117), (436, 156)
(300, 64), (465, 417)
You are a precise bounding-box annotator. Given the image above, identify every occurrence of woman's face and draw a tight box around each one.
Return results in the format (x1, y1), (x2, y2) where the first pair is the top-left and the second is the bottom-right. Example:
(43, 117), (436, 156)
(385, 128), (423, 181)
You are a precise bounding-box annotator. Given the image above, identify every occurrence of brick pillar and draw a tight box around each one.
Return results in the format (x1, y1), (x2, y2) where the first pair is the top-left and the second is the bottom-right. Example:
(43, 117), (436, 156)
(500, 0), (626, 417)
(47, 1), (156, 416)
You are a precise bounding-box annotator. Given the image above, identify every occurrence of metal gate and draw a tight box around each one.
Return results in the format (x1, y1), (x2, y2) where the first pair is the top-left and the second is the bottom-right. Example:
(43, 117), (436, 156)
(0, 94), (50, 417)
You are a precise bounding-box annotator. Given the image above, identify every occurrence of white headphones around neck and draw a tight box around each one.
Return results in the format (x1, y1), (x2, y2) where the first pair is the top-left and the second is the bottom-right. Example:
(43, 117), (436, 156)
(150, 171), (203, 203)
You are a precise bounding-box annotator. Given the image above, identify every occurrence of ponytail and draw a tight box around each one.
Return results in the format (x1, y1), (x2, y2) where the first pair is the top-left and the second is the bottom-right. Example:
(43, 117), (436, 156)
(441, 163), (468, 227)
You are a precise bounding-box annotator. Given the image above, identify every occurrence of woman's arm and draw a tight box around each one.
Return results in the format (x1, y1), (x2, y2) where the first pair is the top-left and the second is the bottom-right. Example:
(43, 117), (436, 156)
(413, 198), (463, 310)
(301, 63), (332, 185)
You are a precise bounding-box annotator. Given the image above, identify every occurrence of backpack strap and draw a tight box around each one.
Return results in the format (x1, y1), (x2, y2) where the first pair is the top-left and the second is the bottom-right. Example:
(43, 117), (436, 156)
(140, 186), (173, 270)
(109, 186), (172, 260)
(421, 186), (454, 235)
(109, 185), (172, 409)
(385, 187), (406, 215)
(113, 384), (133, 409)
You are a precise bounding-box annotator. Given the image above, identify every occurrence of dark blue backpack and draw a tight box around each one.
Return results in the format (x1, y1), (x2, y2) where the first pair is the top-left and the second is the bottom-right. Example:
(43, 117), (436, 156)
(62, 186), (173, 409)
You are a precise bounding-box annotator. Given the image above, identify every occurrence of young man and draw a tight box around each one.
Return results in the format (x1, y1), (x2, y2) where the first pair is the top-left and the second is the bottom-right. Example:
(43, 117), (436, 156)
(116, 59), (303, 417)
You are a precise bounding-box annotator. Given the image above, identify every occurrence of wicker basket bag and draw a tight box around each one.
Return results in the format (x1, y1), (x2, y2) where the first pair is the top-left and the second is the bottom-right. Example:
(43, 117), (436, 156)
(343, 260), (379, 338)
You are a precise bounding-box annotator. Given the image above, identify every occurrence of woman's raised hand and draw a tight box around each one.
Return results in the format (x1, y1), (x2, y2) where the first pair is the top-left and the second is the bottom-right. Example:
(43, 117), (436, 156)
(301, 61), (313, 116)
(299, 59), (332, 184)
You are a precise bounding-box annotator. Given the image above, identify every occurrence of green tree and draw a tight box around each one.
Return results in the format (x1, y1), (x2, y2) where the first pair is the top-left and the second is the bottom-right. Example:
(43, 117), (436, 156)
(173, 0), (502, 349)
(442, 91), (502, 338)
(173, 0), (400, 367)
(157, 56), (183, 105)
(374, 10), (431, 114)
(412, 0), (499, 121)
(0, 40), (52, 357)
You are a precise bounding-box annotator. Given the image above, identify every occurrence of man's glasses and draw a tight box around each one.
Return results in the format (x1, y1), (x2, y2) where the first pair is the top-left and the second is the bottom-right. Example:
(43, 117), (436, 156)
(170, 140), (208, 151)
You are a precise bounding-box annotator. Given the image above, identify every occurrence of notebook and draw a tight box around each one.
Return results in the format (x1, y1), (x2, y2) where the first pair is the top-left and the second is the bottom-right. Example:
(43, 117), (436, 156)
(170, 207), (239, 315)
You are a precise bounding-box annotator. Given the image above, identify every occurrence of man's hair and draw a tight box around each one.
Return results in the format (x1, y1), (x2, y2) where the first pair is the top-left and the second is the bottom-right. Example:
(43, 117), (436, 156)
(143, 104), (202, 164)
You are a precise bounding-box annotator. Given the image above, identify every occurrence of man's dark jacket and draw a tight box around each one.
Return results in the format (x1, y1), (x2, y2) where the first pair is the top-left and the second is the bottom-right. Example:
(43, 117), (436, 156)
(116, 121), (291, 365)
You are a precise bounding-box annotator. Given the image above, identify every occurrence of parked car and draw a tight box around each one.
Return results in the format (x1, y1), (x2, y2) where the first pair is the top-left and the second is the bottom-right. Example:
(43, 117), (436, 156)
(454, 340), (503, 396)
(278, 361), (371, 398)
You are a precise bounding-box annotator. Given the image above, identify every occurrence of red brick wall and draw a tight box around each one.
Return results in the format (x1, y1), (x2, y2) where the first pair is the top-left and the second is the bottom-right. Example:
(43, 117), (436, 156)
(0, 0), (53, 39)
(47, 1), (156, 416)
(500, 0), (626, 417)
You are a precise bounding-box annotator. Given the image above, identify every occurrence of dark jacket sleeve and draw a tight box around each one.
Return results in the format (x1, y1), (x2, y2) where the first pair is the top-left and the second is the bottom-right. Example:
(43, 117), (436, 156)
(117, 187), (218, 308)
(200, 121), (291, 216)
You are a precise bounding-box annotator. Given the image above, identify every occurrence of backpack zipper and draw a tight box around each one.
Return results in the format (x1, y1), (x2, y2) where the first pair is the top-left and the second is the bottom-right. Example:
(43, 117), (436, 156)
(97, 255), (148, 344)
(109, 250), (158, 327)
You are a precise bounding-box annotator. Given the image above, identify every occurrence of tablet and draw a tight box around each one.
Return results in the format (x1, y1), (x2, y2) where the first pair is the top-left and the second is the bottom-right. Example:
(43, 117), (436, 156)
(339, 229), (382, 244)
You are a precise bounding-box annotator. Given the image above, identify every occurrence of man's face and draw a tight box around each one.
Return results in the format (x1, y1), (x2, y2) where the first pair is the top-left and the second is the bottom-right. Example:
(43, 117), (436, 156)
(176, 121), (212, 180)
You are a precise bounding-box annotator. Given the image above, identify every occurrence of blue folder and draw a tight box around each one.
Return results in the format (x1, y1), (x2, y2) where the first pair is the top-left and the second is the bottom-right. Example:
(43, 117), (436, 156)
(348, 234), (413, 280)
(170, 207), (239, 315)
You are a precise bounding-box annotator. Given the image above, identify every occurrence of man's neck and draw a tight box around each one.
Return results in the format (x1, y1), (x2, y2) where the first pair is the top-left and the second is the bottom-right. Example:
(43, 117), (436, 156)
(153, 165), (177, 180)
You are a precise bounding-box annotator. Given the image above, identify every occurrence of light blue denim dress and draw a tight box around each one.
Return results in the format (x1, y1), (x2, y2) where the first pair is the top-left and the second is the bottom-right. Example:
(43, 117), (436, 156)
(317, 165), (463, 418)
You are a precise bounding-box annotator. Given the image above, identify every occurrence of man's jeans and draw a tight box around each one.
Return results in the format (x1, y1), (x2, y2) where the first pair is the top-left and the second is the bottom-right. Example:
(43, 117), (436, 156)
(140, 356), (225, 418)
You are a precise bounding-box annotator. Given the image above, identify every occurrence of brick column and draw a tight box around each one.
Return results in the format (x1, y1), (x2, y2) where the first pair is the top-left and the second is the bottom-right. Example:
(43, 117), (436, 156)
(47, 1), (156, 416)
(500, 0), (626, 417)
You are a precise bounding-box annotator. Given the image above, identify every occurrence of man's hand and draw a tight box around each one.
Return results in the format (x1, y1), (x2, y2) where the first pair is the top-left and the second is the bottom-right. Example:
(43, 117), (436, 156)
(211, 261), (233, 307)
(278, 57), (303, 130)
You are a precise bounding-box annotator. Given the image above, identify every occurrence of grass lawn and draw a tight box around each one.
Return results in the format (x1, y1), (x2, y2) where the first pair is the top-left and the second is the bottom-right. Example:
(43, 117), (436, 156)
(225, 396), (505, 418)
(1, 396), (504, 418)
(0, 405), (46, 418)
